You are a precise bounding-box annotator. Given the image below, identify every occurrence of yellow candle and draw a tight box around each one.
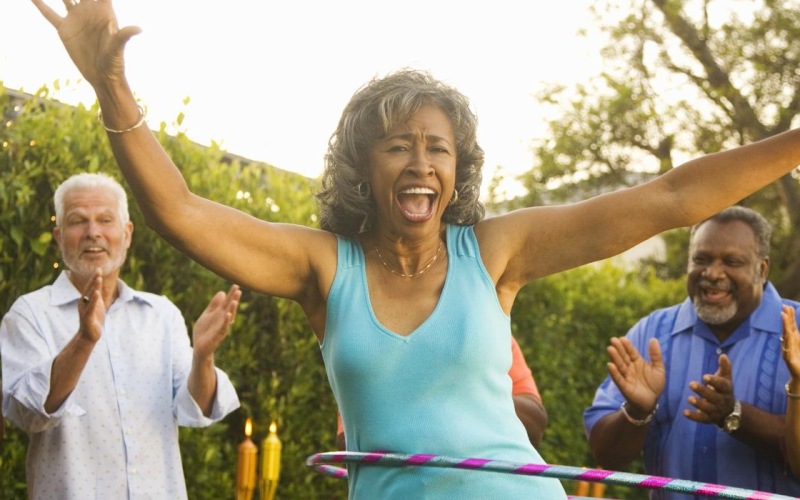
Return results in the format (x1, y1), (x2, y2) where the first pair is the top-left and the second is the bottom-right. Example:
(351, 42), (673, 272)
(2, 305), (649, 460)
(260, 421), (282, 500)
(235, 418), (257, 500)
(574, 466), (589, 497)
(590, 481), (606, 498)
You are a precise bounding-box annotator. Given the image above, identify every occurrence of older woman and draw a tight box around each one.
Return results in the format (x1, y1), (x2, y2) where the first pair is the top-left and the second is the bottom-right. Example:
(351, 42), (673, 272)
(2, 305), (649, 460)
(34, 0), (800, 497)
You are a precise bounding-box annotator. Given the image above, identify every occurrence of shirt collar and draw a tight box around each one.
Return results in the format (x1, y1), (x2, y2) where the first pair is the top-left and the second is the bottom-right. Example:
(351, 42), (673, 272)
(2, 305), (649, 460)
(50, 271), (154, 308)
(670, 281), (783, 338)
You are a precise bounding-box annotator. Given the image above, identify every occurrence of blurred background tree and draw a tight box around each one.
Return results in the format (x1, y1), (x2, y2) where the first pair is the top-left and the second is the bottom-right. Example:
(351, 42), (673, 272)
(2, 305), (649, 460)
(498, 0), (800, 296)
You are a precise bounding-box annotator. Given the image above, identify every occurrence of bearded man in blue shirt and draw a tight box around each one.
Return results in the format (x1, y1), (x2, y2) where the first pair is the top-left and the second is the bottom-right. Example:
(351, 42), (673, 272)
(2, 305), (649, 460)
(585, 205), (800, 498)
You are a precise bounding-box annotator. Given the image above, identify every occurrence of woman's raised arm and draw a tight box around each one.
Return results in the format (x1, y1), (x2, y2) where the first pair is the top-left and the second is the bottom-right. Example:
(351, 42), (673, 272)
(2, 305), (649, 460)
(32, 0), (335, 304)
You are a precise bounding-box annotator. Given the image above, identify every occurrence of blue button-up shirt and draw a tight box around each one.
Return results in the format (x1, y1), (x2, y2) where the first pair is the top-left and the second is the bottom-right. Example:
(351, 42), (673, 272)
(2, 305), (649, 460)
(584, 282), (800, 498)
(1, 272), (240, 499)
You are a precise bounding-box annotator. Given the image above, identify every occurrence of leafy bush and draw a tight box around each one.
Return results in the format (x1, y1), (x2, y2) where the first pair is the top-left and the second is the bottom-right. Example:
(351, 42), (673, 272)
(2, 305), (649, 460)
(512, 262), (684, 498)
(0, 85), (345, 499)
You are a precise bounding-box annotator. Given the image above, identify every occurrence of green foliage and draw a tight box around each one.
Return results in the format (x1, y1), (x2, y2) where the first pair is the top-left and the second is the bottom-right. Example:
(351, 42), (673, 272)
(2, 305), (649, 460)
(512, 262), (684, 498)
(0, 85), (345, 499)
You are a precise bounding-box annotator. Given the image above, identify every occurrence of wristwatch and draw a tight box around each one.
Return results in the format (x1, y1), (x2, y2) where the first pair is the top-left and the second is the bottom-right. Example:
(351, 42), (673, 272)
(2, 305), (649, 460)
(722, 399), (742, 433)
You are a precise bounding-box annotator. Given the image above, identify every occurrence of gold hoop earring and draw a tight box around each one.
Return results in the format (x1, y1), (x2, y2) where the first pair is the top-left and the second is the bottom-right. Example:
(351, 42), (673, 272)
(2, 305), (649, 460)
(449, 189), (459, 205)
(356, 181), (371, 198)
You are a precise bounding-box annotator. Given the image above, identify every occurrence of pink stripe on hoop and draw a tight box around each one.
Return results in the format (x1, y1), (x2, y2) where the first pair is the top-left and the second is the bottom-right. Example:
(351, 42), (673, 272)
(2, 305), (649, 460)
(514, 463), (550, 474)
(695, 484), (727, 496)
(459, 459), (491, 469)
(316, 465), (348, 478)
(407, 454), (436, 464)
(577, 469), (614, 481)
(747, 492), (778, 500)
(362, 453), (385, 463)
(639, 476), (673, 488)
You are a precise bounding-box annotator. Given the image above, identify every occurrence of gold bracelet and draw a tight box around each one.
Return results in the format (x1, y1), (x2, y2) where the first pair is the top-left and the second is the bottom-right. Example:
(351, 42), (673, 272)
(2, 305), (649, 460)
(97, 104), (146, 134)
(621, 401), (658, 426)
(786, 382), (800, 400)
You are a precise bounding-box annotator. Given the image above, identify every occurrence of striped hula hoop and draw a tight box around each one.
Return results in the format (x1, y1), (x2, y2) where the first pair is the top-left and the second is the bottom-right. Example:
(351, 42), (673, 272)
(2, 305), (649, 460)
(306, 451), (795, 499)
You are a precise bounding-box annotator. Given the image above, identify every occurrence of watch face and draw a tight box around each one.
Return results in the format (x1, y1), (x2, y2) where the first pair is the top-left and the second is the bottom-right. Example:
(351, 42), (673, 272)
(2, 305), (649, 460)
(724, 400), (742, 433)
(724, 415), (741, 432)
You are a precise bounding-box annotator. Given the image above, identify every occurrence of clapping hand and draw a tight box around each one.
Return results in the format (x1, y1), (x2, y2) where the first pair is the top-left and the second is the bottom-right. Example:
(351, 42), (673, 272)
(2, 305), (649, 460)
(684, 354), (736, 425)
(782, 305), (800, 380)
(192, 285), (241, 360)
(77, 269), (105, 344)
(607, 337), (665, 415)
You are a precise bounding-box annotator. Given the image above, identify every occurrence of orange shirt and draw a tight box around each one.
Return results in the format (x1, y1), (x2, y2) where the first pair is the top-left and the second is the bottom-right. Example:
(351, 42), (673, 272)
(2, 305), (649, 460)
(509, 336), (540, 399)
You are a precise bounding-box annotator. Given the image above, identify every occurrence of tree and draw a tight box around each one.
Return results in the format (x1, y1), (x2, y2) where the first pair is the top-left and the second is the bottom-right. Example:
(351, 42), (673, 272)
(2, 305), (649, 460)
(515, 0), (800, 295)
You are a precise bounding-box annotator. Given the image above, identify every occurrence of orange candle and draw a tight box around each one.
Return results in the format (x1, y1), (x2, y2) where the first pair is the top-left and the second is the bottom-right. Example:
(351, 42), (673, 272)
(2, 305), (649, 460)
(259, 421), (282, 500)
(235, 418), (257, 500)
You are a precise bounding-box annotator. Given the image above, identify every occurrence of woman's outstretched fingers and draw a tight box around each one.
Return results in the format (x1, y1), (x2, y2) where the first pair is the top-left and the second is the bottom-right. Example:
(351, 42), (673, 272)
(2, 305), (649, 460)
(32, 0), (64, 27)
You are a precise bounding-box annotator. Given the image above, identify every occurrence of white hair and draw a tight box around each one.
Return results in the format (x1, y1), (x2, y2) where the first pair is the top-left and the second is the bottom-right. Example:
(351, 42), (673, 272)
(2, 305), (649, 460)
(53, 173), (129, 227)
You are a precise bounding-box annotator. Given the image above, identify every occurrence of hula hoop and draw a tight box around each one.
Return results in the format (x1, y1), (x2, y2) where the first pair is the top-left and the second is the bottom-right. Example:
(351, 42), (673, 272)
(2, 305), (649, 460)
(306, 451), (795, 499)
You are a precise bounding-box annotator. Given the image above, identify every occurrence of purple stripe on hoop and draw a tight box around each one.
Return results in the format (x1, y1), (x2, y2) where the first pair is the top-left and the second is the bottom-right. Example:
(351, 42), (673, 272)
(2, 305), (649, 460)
(407, 454), (436, 464)
(577, 469), (614, 481)
(362, 453), (385, 463)
(315, 465), (348, 478)
(747, 492), (778, 500)
(514, 463), (550, 474)
(459, 458), (491, 469)
(638, 476), (673, 488)
(695, 484), (727, 496)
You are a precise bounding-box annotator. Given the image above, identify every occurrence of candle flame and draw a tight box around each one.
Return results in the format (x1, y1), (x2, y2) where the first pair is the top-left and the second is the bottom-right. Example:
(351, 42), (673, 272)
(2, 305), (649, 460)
(269, 421), (277, 434)
(245, 418), (253, 438)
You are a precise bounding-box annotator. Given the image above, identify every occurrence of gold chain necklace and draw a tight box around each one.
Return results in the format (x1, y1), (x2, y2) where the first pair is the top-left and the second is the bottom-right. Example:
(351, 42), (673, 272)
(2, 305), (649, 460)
(374, 241), (444, 278)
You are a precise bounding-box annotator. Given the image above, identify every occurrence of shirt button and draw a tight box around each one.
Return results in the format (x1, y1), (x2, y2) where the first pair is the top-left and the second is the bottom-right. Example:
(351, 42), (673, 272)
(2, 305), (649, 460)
(119, 388), (127, 396)
(715, 348), (722, 355)
(131, 468), (138, 475)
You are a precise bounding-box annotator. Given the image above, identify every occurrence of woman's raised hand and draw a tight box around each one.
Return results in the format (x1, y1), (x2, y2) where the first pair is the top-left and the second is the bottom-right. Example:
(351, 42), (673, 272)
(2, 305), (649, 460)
(32, 0), (141, 88)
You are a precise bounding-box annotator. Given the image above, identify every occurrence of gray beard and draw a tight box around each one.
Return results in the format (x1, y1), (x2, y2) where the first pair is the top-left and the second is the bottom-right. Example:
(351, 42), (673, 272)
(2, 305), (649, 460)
(693, 295), (737, 325)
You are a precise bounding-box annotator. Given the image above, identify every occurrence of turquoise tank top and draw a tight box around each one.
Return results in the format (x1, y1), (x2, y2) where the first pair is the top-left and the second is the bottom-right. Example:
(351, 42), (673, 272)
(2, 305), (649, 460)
(321, 224), (567, 499)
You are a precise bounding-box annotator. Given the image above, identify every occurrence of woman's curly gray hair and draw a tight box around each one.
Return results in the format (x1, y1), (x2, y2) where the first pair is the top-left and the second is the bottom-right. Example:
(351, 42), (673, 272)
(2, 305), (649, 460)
(316, 69), (485, 236)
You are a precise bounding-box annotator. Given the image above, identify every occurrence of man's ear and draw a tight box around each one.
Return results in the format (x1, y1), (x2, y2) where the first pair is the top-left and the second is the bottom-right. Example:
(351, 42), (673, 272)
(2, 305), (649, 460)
(760, 256), (770, 281)
(124, 221), (134, 248)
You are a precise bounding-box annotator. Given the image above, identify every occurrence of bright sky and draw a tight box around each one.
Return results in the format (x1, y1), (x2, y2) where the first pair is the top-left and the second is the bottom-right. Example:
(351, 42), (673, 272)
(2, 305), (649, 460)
(2, 1), (603, 199)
